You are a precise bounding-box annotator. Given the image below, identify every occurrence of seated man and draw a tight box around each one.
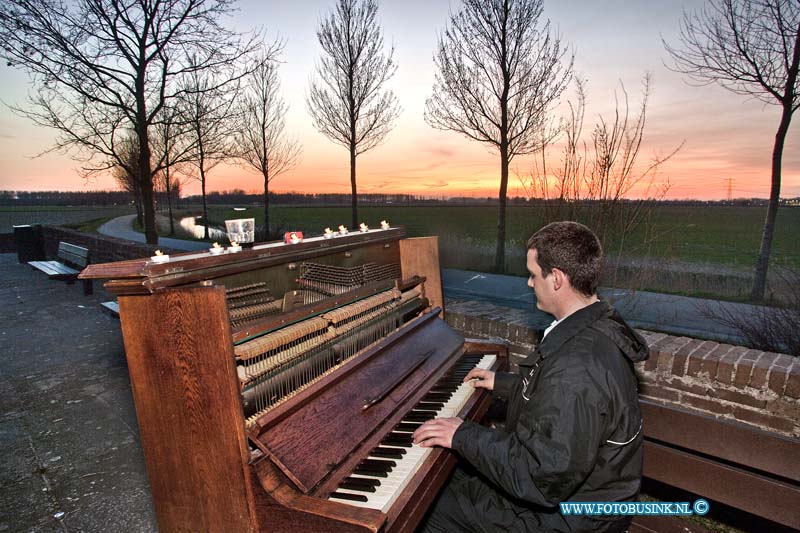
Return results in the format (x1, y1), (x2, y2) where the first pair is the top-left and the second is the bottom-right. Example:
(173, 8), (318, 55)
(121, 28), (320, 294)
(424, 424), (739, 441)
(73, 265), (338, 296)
(413, 221), (648, 532)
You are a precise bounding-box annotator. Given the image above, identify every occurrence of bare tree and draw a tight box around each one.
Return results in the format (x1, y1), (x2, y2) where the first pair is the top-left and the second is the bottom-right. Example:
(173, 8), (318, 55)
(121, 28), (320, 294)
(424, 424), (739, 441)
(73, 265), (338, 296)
(113, 135), (145, 226)
(663, 0), (800, 301)
(521, 75), (679, 289)
(426, 0), (572, 273)
(236, 52), (302, 234)
(307, 0), (400, 229)
(180, 64), (240, 240)
(151, 104), (194, 235)
(699, 269), (800, 354)
(0, 0), (259, 244)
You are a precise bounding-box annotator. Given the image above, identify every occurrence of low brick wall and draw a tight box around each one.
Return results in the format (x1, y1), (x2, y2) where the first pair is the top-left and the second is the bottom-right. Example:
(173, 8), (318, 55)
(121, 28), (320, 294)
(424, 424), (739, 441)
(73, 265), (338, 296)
(444, 298), (800, 438)
(41, 226), (182, 263)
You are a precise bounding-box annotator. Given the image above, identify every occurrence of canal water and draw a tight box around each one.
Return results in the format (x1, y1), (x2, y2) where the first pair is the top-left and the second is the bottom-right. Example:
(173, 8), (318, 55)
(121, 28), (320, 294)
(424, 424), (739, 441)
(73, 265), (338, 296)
(179, 216), (227, 240)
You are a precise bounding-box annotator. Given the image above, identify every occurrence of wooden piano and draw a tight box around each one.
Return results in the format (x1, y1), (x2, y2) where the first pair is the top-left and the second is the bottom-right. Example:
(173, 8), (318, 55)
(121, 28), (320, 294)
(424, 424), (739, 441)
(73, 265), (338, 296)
(80, 227), (507, 532)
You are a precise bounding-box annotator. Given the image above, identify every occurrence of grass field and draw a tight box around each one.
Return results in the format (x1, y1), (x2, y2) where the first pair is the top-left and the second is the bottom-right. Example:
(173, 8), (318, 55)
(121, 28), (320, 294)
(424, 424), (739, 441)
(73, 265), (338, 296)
(3, 203), (796, 273)
(0, 206), (135, 232)
(202, 204), (800, 270)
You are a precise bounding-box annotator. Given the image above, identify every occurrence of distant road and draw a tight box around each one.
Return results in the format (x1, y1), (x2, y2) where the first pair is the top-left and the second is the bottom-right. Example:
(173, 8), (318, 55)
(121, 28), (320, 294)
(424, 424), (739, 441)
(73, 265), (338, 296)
(98, 214), (208, 251)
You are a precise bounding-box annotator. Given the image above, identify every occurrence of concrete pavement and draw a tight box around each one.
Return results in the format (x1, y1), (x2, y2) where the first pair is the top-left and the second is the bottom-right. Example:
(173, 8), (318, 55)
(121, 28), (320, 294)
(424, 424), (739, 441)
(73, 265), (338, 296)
(98, 214), (209, 251)
(0, 254), (156, 532)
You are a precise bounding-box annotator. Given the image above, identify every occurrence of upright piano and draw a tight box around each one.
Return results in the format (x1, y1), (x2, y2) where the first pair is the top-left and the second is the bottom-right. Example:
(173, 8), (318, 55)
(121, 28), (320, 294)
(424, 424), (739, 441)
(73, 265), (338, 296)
(80, 228), (507, 532)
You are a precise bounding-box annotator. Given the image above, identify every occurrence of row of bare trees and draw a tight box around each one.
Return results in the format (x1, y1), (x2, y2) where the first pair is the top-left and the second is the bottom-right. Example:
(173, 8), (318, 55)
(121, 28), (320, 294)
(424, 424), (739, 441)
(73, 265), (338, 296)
(0, 0), (301, 244)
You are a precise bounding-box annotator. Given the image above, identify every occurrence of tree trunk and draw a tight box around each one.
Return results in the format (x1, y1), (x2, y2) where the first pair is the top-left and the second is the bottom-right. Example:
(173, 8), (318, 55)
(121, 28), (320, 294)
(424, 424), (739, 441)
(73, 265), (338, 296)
(137, 129), (158, 245)
(263, 167), (270, 239)
(495, 19), (510, 275)
(495, 147), (509, 273)
(201, 166), (209, 240)
(165, 167), (175, 236)
(750, 102), (793, 301)
(350, 144), (358, 230)
(134, 184), (143, 228)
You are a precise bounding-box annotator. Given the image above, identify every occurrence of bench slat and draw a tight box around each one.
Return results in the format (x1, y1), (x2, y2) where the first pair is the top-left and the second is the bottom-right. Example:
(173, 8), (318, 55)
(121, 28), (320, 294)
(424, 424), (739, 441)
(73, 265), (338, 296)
(643, 440), (800, 530)
(59, 252), (88, 267)
(101, 301), (120, 318)
(630, 515), (711, 533)
(29, 261), (78, 277)
(58, 242), (89, 259)
(641, 400), (800, 482)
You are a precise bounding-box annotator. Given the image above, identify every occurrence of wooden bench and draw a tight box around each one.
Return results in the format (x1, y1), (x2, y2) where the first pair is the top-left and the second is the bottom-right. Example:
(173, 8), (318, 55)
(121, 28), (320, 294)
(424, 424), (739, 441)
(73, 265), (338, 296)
(630, 399), (800, 532)
(101, 300), (120, 318)
(29, 242), (93, 295)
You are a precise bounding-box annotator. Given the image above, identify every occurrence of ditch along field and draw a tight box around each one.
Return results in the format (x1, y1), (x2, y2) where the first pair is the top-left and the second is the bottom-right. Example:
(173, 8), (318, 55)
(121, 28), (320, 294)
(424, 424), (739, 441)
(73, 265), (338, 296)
(204, 204), (800, 271)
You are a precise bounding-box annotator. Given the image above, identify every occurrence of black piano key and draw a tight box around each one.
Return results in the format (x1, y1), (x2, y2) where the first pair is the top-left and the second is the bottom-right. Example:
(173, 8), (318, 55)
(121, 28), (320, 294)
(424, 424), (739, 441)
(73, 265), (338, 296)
(405, 412), (436, 422)
(344, 476), (381, 487)
(330, 491), (368, 502)
(395, 422), (422, 432)
(422, 393), (450, 401)
(383, 433), (413, 446)
(340, 480), (377, 492)
(354, 466), (390, 477)
(360, 458), (396, 469)
(372, 447), (405, 459)
(417, 401), (445, 408)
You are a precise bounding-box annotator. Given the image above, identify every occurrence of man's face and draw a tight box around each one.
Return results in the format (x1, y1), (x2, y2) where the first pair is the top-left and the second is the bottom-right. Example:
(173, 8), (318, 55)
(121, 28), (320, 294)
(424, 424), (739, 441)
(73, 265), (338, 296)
(527, 248), (555, 315)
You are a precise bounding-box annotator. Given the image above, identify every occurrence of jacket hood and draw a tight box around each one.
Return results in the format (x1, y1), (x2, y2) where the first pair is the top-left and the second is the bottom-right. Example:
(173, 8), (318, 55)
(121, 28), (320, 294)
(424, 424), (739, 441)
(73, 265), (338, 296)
(592, 302), (650, 363)
(538, 300), (649, 364)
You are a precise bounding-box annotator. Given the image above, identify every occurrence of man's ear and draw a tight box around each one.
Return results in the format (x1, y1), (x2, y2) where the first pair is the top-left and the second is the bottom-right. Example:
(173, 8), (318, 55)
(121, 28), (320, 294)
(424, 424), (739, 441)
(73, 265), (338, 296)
(551, 268), (565, 291)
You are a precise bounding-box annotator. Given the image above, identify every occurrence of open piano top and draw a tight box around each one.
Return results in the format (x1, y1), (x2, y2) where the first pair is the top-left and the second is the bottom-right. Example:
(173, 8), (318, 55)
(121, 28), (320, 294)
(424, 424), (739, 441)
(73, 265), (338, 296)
(80, 227), (507, 532)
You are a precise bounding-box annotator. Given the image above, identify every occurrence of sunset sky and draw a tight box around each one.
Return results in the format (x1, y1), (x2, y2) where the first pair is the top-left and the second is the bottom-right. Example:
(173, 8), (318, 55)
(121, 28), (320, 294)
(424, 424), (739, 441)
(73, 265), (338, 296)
(0, 0), (797, 200)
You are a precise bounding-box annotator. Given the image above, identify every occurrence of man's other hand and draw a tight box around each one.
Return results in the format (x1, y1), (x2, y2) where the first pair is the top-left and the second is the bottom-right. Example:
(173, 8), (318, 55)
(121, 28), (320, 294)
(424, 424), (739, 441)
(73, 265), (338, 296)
(464, 368), (495, 391)
(412, 417), (463, 449)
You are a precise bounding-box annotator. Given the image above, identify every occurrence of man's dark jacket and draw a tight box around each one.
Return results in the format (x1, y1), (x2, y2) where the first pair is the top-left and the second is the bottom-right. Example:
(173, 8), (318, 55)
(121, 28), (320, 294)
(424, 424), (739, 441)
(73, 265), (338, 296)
(450, 300), (649, 532)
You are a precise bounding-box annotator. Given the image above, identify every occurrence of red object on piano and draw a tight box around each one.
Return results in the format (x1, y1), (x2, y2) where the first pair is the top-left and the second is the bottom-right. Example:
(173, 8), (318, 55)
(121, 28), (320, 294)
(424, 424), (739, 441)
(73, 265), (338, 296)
(284, 231), (304, 243)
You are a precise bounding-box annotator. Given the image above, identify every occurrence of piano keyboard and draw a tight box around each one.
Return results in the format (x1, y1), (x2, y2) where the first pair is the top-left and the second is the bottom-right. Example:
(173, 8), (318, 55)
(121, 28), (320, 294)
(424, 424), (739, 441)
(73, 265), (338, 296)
(328, 353), (497, 512)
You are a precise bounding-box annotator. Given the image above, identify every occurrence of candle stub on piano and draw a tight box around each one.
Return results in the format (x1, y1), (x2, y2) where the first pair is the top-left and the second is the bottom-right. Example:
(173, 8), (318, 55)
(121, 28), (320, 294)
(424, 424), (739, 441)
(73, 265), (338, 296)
(359, 223), (369, 233)
(209, 242), (224, 255)
(338, 224), (348, 235)
(228, 241), (242, 253)
(151, 250), (169, 263)
(324, 227), (334, 239)
(380, 220), (390, 230)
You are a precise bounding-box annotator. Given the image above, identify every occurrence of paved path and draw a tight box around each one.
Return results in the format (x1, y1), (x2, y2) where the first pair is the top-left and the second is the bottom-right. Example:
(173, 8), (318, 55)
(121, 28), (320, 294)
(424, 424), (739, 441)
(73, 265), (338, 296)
(98, 214), (209, 251)
(0, 254), (156, 531)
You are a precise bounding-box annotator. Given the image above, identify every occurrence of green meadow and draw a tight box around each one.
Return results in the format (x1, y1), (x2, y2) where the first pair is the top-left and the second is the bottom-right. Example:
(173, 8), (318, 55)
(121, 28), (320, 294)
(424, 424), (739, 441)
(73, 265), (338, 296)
(205, 205), (800, 270)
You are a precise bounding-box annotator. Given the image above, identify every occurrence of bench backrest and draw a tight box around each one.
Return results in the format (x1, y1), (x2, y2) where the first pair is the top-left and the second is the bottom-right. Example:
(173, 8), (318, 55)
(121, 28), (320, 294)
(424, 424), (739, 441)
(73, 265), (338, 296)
(640, 399), (800, 529)
(57, 242), (90, 268)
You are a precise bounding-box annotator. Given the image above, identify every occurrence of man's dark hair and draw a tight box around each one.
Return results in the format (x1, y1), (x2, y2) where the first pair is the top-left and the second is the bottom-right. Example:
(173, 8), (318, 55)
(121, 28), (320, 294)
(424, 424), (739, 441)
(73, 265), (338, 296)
(526, 221), (603, 297)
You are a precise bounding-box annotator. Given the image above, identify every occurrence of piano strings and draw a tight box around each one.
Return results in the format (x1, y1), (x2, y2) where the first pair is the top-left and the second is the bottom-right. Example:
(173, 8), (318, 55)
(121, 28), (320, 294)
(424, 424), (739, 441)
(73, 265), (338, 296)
(231, 260), (424, 426)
